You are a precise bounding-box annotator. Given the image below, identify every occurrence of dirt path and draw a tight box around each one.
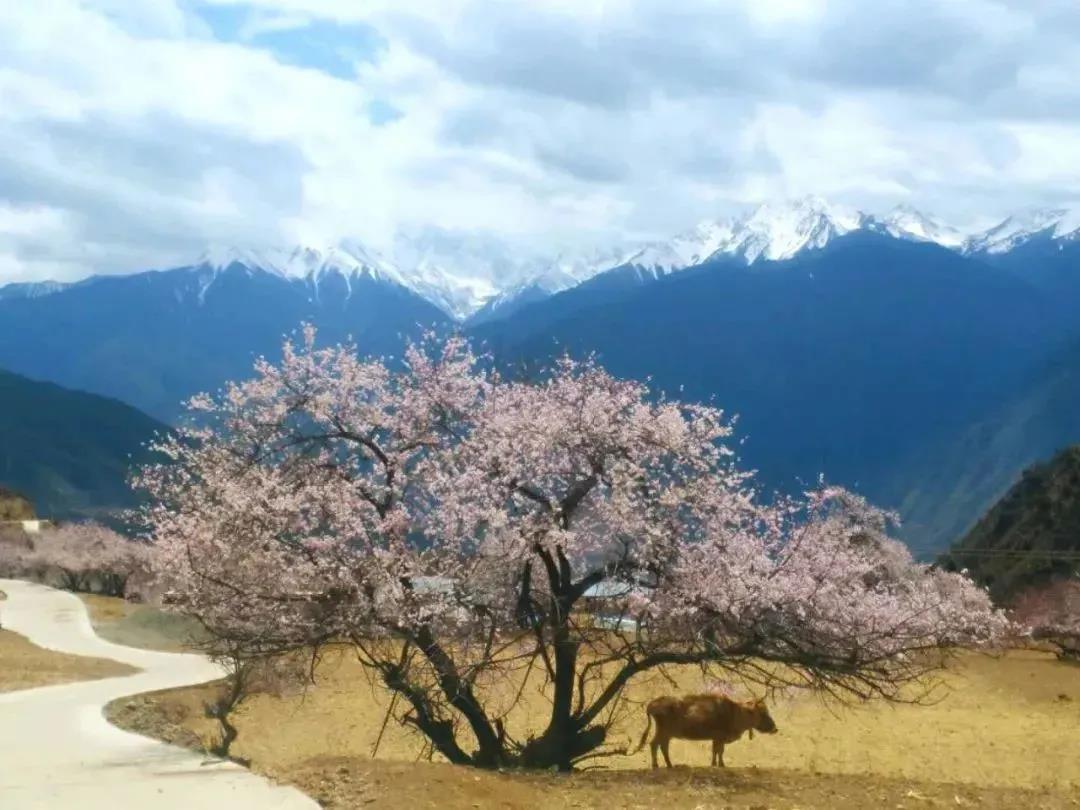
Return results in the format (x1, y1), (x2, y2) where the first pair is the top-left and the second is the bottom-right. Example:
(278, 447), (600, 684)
(0, 579), (318, 809)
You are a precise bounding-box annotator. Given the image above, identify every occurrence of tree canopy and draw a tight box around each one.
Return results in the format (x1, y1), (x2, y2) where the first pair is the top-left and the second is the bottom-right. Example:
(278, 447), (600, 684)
(138, 327), (1007, 770)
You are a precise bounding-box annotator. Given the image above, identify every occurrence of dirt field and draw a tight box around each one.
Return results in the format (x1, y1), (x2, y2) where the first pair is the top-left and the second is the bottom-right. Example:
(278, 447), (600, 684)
(106, 645), (1080, 809)
(0, 628), (136, 692)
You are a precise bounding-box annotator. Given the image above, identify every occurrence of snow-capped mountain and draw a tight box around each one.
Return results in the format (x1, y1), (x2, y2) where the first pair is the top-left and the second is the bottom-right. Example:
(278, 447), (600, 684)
(0, 249), (452, 421)
(494, 197), (870, 305)
(607, 221), (737, 277)
(6, 197), (1078, 322)
(467, 244), (651, 323)
(719, 196), (867, 263)
(192, 244), (403, 285)
(0, 197), (972, 320)
(181, 196), (1060, 320)
(0, 279), (71, 301)
(498, 197), (874, 305)
(183, 243), (489, 316)
(387, 231), (546, 320)
(185, 240), (548, 321)
(878, 204), (965, 248)
(963, 207), (1080, 255)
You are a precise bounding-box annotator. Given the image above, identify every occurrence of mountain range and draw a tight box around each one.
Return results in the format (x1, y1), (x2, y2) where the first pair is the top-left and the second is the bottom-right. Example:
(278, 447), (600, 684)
(0, 257), (448, 421)
(6, 196), (1080, 322)
(1, 195), (1078, 553)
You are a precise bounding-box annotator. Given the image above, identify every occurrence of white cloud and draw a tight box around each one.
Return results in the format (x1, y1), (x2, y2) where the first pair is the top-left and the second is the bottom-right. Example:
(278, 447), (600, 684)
(1, 0), (1079, 284)
(0, 203), (70, 238)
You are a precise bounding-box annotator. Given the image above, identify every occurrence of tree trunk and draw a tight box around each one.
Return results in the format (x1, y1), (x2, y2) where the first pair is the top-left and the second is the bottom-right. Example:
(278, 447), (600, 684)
(547, 623), (578, 771)
(98, 571), (128, 598)
(414, 627), (505, 767)
(380, 663), (474, 766)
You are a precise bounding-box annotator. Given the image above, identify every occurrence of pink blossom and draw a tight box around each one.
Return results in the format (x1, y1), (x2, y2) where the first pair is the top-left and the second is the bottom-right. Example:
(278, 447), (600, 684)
(136, 328), (1008, 769)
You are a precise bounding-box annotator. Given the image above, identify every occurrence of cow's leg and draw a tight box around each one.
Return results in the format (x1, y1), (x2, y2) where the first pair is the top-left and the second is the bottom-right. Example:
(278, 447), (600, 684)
(660, 735), (673, 768)
(650, 735), (660, 769)
(711, 740), (720, 766)
(716, 742), (726, 768)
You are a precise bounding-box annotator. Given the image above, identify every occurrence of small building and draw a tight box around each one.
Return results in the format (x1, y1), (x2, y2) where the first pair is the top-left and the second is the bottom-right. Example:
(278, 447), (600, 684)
(582, 581), (635, 601)
(581, 580), (650, 632)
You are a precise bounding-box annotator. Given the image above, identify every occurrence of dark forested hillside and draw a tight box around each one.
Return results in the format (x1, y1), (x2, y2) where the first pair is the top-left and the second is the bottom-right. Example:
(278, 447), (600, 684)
(0, 369), (167, 518)
(941, 445), (1080, 601)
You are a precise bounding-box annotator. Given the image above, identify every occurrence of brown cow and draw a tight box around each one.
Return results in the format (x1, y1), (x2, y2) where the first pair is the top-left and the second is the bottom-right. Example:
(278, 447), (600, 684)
(634, 693), (778, 768)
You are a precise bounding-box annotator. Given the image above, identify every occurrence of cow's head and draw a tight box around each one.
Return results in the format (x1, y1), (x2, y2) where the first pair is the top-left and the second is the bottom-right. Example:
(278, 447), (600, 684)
(751, 699), (778, 735)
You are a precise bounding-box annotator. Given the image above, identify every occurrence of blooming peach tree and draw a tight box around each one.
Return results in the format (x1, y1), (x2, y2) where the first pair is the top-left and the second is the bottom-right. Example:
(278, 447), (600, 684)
(1011, 578), (1080, 661)
(2, 522), (152, 598)
(137, 327), (1007, 771)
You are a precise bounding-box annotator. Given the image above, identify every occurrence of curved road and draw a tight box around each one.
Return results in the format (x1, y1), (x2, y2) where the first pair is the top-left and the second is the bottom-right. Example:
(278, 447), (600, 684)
(0, 579), (318, 809)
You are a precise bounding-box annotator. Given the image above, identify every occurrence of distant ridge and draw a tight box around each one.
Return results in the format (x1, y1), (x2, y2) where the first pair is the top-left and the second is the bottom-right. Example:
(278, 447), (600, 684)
(0, 368), (168, 518)
(0, 262), (451, 421)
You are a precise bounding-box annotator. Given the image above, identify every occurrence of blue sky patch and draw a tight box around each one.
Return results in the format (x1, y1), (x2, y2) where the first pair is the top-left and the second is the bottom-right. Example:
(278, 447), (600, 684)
(367, 99), (403, 126)
(194, 2), (383, 81)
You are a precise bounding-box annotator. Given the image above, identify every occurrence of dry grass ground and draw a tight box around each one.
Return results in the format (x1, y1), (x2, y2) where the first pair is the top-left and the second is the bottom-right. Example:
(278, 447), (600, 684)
(0, 628), (136, 692)
(106, 644), (1080, 809)
(0, 587), (137, 691)
(78, 593), (205, 652)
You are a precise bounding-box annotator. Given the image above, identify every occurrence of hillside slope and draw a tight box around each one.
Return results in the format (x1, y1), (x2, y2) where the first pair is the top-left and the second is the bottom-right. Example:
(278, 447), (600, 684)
(0, 369), (167, 518)
(885, 336), (1080, 553)
(941, 445), (1080, 600)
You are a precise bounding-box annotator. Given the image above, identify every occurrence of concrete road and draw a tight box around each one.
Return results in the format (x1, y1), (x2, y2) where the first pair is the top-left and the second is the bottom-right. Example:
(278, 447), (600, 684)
(0, 579), (318, 809)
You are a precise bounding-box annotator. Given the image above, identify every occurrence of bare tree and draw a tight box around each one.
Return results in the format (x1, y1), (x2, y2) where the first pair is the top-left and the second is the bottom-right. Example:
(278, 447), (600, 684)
(201, 638), (308, 763)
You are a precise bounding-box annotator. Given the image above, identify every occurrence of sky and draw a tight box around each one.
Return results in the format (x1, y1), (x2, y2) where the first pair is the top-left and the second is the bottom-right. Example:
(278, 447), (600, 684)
(2, 0), (1080, 284)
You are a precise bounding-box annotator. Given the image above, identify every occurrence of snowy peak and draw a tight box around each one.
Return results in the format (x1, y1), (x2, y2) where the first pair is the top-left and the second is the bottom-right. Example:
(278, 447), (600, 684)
(547, 244), (660, 287)
(617, 220), (738, 275)
(388, 232), (529, 320)
(194, 244), (400, 284)
(193, 245), (289, 275)
(552, 196), (867, 285)
(387, 259), (497, 321)
(559, 196), (866, 282)
(188, 243), (422, 306)
(727, 196), (865, 263)
(616, 196), (867, 272)
(190, 241), (513, 320)
(964, 208), (1080, 255)
(879, 204), (965, 248)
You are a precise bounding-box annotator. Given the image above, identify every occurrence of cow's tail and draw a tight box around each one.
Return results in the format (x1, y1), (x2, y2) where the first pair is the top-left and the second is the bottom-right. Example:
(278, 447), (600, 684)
(632, 706), (653, 755)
